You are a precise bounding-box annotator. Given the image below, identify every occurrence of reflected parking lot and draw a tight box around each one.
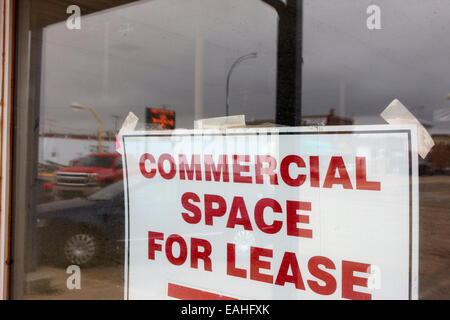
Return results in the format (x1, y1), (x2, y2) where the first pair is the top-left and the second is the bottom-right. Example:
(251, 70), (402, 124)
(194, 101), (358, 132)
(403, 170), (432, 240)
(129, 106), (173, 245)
(419, 175), (450, 299)
(28, 174), (450, 299)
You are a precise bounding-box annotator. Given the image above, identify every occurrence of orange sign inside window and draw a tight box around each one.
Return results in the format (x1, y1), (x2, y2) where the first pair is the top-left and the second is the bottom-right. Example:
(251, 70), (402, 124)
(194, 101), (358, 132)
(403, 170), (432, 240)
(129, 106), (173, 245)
(146, 107), (175, 129)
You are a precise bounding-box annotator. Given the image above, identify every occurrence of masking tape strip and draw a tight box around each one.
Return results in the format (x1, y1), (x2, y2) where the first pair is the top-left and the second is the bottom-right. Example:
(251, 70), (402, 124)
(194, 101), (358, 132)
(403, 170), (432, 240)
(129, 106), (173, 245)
(194, 115), (246, 129)
(116, 112), (139, 154)
(381, 99), (435, 159)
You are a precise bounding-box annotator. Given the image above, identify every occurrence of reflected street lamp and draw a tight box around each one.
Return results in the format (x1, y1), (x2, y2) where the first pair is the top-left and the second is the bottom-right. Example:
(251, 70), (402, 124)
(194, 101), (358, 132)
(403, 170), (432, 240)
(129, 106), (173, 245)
(71, 103), (104, 153)
(226, 52), (257, 117)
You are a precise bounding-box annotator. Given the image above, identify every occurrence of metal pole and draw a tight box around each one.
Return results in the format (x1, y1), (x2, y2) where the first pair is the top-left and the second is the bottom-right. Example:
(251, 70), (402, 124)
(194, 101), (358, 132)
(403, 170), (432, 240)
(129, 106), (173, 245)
(226, 52), (257, 117)
(261, 0), (303, 126)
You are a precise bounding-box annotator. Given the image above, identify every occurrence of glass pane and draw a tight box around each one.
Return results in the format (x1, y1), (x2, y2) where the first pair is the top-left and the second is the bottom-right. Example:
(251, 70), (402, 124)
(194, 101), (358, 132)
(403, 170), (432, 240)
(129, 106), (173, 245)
(11, 0), (449, 300)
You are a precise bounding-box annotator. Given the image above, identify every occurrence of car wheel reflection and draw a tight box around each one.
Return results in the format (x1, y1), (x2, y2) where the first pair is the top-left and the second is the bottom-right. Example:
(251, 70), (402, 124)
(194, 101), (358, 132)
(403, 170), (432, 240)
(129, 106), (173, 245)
(63, 232), (101, 266)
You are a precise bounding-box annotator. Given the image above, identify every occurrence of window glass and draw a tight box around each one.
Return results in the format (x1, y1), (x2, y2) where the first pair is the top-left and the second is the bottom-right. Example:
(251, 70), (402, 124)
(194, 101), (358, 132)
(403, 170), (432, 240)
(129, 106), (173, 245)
(88, 181), (123, 202)
(11, 0), (449, 300)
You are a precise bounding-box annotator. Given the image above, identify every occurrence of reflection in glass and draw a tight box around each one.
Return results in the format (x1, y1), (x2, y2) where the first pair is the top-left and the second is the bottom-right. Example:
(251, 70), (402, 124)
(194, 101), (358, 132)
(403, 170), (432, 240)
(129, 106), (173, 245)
(10, 0), (450, 300)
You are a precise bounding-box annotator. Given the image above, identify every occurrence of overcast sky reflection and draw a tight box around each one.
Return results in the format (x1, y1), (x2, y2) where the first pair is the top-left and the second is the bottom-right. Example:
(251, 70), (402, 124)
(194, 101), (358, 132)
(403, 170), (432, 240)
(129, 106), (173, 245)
(39, 0), (450, 135)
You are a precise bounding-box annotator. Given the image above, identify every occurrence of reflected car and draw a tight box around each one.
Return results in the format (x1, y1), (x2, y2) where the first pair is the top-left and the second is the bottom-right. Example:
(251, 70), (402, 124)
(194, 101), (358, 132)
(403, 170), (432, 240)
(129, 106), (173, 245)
(53, 153), (123, 200)
(419, 158), (435, 176)
(36, 181), (125, 267)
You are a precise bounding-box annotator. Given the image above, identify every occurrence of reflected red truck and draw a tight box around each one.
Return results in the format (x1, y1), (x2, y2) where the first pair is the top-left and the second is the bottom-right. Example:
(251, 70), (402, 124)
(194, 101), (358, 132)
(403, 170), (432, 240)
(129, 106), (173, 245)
(53, 153), (123, 199)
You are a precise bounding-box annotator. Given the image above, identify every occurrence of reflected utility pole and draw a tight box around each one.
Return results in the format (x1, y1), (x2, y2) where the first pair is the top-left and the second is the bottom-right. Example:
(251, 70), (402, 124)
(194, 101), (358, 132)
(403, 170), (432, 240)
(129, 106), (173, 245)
(112, 115), (120, 133)
(260, 0), (303, 126)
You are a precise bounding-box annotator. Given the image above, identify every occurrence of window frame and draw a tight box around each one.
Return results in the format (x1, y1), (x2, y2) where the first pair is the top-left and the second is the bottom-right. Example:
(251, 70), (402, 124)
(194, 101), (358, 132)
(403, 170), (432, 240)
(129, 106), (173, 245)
(0, 0), (15, 301)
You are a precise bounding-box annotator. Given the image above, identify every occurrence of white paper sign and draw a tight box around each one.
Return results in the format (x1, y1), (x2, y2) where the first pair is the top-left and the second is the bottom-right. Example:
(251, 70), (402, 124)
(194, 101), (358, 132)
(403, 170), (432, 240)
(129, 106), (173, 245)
(121, 125), (418, 300)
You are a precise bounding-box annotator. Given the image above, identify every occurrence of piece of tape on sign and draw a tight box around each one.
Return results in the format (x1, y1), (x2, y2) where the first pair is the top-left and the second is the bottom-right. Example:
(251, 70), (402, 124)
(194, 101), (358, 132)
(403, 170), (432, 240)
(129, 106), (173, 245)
(116, 112), (139, 154)
(194, 115), (246, 129)
(381, 99), (435, 159)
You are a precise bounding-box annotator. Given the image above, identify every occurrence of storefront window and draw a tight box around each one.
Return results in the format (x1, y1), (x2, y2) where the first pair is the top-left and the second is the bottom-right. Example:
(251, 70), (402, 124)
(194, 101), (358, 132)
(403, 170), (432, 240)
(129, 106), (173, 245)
(10, 0), (449, 299)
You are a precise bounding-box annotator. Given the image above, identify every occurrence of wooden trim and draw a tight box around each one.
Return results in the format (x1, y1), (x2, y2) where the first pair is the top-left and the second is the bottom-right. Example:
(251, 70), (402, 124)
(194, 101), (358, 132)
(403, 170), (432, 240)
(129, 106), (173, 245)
(0, 0), (14, 300)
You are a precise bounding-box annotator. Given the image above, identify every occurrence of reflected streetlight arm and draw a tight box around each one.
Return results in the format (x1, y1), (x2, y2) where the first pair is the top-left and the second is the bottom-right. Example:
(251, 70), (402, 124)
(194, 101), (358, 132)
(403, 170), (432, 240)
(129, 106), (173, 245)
(260, 0), (286, 15)
(226, 52), (258, 116)
(71, 104), (104, 153)
(72, 104), (104, 128)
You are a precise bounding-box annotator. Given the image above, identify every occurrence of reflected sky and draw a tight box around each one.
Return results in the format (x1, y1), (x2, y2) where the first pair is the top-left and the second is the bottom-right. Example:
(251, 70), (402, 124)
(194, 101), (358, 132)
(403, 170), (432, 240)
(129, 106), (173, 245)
(38, 0), (450, 135)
